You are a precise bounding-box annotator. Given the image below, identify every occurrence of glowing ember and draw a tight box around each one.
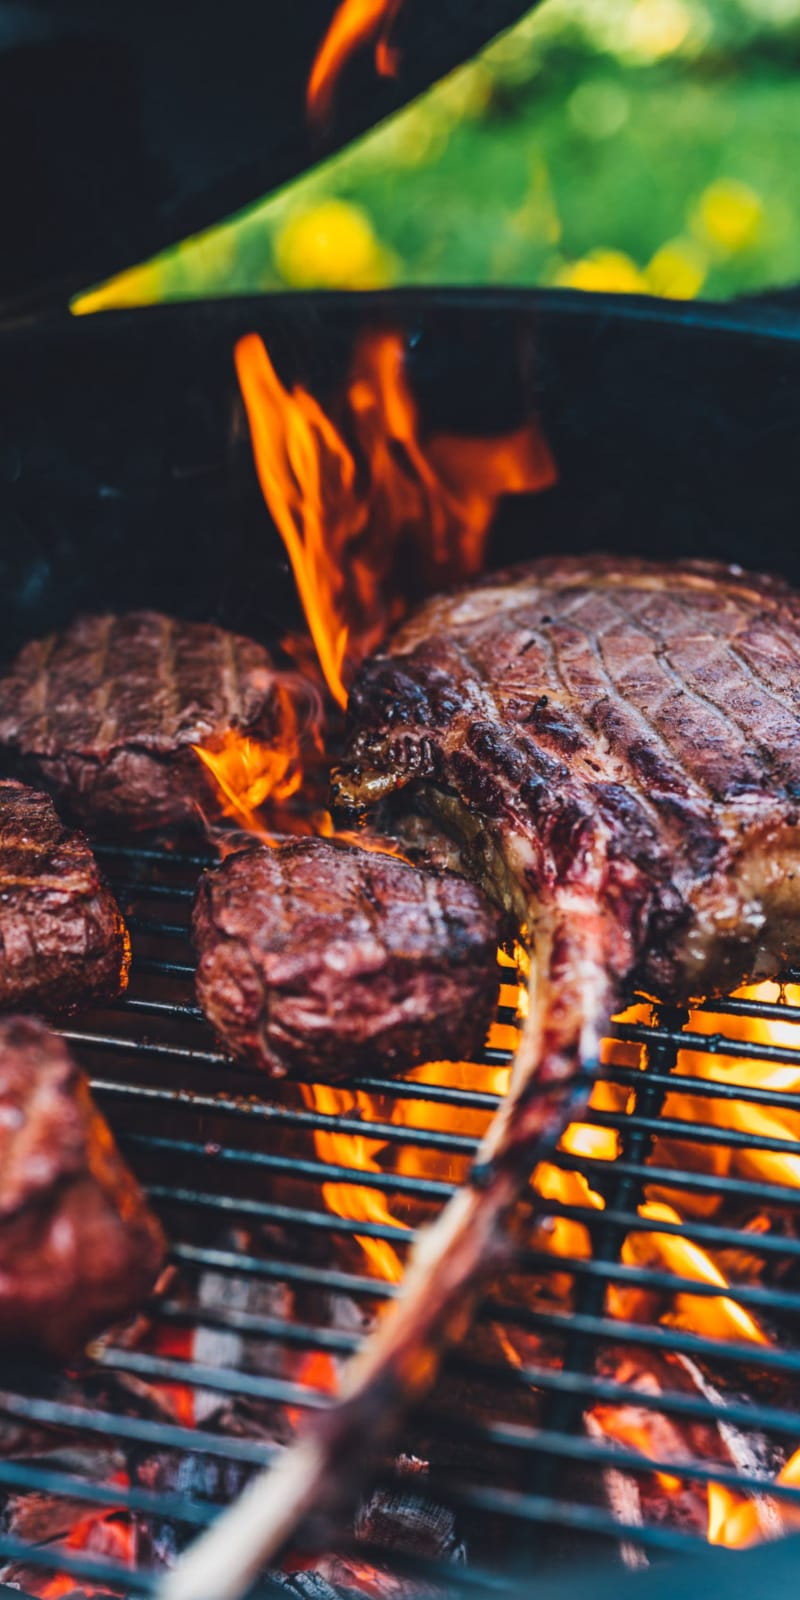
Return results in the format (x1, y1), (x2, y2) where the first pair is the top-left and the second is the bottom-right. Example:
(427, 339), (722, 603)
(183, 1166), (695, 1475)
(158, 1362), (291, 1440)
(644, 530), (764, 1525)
(37, 1493), (136, 1600)
(287, 1349), (339, 1431)
(136, 1323), (197, 1426)
(307, 0), (404, 127)
(234, 329), (555, 706)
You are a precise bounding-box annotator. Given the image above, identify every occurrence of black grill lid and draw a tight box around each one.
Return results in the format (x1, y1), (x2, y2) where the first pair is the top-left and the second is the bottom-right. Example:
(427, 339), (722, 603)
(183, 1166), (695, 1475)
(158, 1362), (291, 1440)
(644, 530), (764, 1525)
(0, 0), (534, 317)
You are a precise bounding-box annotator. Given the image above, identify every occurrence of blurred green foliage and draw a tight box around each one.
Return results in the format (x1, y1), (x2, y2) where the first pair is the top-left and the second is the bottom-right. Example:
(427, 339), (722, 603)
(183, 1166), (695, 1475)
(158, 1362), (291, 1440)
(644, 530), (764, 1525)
(75, 0), (800, 311)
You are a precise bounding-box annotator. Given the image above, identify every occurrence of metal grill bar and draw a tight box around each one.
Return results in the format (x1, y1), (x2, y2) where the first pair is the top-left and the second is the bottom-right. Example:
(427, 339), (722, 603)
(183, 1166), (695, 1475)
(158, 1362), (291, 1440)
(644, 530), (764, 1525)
(593, 1059), (800, 1112)
(0, 1461), (215, 1529)
(547, 1150), (800, 1208)
(0, 1537), (157, 1594)
(614, 1019), (800, 1071)
(121, 1131), (457, 1196)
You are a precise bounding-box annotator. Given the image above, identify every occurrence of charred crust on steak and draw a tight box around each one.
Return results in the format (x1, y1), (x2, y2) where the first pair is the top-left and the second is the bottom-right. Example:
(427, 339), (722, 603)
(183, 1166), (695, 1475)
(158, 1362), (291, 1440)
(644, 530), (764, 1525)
(0, 1016), (166, 1361)
(0, 612), (281, 830)
(0, 780), (129, 1014)
(335, 553), (800, 1000)
(191, 836), (503, 1080)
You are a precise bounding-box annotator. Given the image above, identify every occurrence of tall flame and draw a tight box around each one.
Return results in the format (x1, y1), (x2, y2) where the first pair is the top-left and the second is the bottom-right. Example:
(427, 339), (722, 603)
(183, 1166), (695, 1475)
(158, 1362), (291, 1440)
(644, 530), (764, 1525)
(234, 330), (555, 707)
(307, 0), (404, 127)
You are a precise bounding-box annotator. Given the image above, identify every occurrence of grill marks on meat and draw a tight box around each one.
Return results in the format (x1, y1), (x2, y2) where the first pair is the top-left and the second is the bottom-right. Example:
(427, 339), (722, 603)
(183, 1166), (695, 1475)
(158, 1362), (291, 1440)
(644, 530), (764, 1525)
(0, 1016), (166, 1360)
(0, 780), (129, 1013)
(0, 612), (279, 829)
(192, 838), (501, 1078)
(163, 557), (800, 1596)
(337, 556), (800, 1000)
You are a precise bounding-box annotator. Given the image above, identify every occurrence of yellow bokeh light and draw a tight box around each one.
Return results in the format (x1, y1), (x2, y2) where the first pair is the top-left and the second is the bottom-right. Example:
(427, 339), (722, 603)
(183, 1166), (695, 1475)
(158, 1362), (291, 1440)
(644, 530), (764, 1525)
(552, 248), (649, 294)
(692, 179), (764, 254)
(273, 198), (394, 289)
(623, 0), (693, 60)
(645, 236), (707, 298)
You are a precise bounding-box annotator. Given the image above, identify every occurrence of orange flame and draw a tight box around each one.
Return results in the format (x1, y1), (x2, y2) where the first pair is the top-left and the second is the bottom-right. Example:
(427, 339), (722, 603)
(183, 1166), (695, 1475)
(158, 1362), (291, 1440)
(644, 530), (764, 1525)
(234, 330), (555, 707)
(307, 0), (404, 127)
(301, 1080), (411, 1283)
(707, 1445), (800, 1548)
(193, 679), (321, 842)
(297, 950), (519, 1282)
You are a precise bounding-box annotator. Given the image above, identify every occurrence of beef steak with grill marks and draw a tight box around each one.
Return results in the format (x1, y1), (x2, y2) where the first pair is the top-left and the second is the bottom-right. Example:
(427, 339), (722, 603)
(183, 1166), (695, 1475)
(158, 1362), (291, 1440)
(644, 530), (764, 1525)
(0, 1016), (166, 1360)
(0, 780), (128, 1014)
(0, 612), (279, 830)
(192, 837), (502, 1078)
(337, 554), (800, 1014)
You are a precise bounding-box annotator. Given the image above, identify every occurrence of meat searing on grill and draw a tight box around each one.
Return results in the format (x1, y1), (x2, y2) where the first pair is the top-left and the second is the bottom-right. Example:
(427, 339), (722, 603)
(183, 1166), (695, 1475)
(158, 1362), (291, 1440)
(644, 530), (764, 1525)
(0, 1016), (166, 1359)
(339, 553), (800, 998)
(192, 837), (502, 1078)
(0, 780), (129, 1013)
(0, 611), (280, 830)
(160, 555), (800, 1600)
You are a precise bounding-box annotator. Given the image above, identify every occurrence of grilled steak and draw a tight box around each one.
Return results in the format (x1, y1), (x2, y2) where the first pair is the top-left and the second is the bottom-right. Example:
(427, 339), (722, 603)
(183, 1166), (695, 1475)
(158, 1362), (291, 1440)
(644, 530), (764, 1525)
(0, 780), (128, 1013)
(0, 1016), (166, 1360)
(192, 837), (501, 1078)
(163, 555), (800, 1594)
(337, 553), (800, 999)
(0, 612), (279, 830)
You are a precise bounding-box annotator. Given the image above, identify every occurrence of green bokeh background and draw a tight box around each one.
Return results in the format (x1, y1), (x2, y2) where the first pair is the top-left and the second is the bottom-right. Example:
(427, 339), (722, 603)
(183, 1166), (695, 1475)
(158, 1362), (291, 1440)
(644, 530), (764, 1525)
(76, 0), (800, 312)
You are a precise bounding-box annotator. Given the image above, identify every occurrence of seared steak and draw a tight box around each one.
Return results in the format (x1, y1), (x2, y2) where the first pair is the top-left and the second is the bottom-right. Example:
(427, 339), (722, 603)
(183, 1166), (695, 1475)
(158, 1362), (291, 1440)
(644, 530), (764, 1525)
(163, 556), (800, 1592)
(0, 612), (279, 830)
(192, 837), (501, 1077)
(0, 780), (128, 1013)
(0, 1016), (166, 1360)
(339, 554), (800, 991)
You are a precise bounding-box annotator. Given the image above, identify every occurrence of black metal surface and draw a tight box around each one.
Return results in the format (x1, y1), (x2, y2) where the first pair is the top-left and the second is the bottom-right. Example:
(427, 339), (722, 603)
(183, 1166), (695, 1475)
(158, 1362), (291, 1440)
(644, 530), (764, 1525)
(1, 290), (800, 661)
(0, 0), (535, 317)
(4, 839), (800, 1595)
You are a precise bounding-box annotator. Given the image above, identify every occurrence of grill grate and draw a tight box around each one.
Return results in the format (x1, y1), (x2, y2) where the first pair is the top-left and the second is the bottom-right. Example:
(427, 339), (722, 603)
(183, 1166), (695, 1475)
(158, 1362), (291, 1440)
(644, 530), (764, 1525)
(4, 839), (800, 1594)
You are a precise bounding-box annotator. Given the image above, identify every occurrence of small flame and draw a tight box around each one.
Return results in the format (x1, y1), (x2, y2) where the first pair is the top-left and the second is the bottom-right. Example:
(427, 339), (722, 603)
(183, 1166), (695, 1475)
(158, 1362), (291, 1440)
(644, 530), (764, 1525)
(234, 330), (555, 707)
(629, 1201), (768, 1346)
(297, 949), (518, 1283)
(707, 1445), (800, 1549)
(301, 1080), (410, 1283)
(307, 0), (404, 127)
(193, 679), (319, 842)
